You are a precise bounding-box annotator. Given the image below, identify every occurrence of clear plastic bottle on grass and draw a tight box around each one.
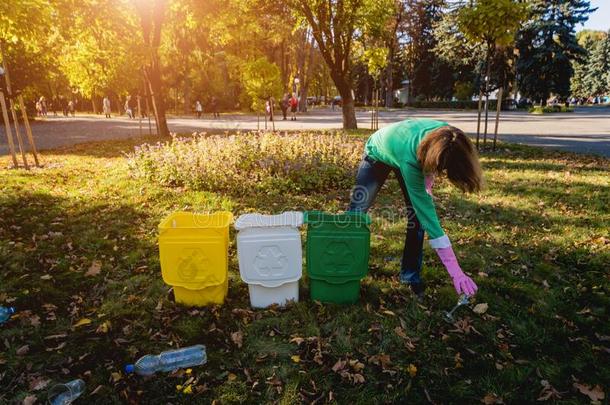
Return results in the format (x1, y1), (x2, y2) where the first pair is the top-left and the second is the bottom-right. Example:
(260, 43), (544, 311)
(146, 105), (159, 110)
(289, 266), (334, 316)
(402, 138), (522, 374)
(0, 306), (15, 325)
(124, 344), (207, 376)
(49, 379), (85, 405)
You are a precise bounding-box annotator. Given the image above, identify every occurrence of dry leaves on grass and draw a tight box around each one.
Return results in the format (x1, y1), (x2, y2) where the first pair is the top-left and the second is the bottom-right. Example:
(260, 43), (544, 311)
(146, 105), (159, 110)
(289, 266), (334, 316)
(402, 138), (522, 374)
(231, 331), (243, 348)
(331, 359), (366, 384)
(573, 382), (605, 402)
(85, 260), (102, 277)
(481, 393), (503, 404)
(22, 395), (37, 405)
(473, 303), (489, 314)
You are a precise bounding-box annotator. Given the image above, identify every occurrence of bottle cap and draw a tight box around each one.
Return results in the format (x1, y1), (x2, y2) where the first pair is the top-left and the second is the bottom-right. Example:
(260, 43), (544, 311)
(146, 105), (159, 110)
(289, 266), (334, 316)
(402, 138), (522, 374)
(124, 364), (135, 374)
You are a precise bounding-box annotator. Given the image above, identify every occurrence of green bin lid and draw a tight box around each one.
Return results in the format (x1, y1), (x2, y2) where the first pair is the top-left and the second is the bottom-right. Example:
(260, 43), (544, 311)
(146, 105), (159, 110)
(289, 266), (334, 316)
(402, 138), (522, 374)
(304, 210), (371, 226)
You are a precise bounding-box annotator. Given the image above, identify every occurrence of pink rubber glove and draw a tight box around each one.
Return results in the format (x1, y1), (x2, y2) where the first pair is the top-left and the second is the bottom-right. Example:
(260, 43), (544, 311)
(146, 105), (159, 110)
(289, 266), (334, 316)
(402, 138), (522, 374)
(436, 246), (478, 296)
(425, 175), (435, 196)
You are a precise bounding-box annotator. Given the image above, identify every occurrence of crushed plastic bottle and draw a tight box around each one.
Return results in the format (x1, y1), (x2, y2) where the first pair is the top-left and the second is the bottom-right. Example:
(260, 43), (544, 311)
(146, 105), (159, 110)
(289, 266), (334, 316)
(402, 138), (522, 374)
(49, 379), (85, 405)
(124, 344), (207, 376)
(443, 294), (470, 323)
(0, 306), (15, 325)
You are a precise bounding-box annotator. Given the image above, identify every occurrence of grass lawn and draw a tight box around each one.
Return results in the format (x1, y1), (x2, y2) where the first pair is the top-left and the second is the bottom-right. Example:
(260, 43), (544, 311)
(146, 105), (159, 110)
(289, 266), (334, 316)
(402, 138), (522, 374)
(0, 132), (608, 404)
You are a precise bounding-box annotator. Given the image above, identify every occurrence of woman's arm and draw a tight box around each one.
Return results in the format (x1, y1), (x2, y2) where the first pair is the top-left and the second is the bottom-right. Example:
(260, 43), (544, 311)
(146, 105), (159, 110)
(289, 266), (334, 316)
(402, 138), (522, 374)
(401, 164), (477, 295)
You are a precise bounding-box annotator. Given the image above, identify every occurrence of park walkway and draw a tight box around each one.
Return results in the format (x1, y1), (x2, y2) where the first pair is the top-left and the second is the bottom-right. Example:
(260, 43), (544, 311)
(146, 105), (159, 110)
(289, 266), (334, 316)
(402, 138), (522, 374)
(1, 107), (609, 157)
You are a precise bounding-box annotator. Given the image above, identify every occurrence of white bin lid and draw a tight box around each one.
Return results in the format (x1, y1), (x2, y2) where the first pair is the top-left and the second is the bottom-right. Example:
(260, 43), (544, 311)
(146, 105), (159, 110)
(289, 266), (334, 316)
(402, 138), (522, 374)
(234, 211), (304, 230)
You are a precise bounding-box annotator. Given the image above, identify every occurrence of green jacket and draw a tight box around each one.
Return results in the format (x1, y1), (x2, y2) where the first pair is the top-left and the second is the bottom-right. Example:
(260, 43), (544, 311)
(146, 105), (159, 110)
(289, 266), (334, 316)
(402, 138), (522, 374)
(364, 118), (451, 248)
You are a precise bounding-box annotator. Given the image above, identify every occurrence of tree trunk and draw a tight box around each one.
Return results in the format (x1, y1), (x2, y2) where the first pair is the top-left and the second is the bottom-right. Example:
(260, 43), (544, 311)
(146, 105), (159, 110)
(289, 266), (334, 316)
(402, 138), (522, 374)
(183, 71), (191, 116)
(145, 64), (169, 136)
(335, 76), (357, 129)
(91, 87), (98, 114)
(384, 58), (394, 108)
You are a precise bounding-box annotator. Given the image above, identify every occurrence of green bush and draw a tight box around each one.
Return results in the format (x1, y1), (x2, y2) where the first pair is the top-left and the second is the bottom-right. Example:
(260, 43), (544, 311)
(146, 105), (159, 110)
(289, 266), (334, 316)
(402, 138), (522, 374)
(529, 105), (574, 114)
(127, 132), (363, 195)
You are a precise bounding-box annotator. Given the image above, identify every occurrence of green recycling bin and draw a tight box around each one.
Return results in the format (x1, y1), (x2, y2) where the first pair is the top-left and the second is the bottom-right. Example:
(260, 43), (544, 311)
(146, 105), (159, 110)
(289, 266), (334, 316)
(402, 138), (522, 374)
(304, 211), (371, 304)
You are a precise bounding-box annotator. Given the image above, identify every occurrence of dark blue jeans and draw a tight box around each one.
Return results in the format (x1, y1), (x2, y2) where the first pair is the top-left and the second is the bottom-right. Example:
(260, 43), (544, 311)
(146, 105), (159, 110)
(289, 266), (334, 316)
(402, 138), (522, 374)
(348, 155), (424, 285)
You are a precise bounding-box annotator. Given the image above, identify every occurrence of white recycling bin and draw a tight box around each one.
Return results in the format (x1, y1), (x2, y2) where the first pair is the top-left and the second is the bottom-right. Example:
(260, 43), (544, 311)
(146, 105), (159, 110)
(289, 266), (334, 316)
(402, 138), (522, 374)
(234, 211), (304, 308)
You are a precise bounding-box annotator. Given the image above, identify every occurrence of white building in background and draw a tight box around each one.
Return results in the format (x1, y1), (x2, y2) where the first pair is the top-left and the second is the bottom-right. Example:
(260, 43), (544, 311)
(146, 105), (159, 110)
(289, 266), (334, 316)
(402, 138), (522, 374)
(394, 80), (411, 104)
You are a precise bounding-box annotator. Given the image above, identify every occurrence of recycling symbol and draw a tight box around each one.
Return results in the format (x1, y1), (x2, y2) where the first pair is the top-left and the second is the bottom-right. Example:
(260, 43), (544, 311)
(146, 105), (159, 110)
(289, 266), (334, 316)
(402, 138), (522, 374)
(253, 246), (287, 277)
(177, 248), (209, 281)
(322, 241), (354, 273)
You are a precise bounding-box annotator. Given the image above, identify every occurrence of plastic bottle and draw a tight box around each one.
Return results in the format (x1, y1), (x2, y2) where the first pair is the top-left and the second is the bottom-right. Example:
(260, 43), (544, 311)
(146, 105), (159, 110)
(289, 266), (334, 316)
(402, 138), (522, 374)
(49, 379), (85, 405)
(124, 344), (207, 376)
(0, 306), (15, 325)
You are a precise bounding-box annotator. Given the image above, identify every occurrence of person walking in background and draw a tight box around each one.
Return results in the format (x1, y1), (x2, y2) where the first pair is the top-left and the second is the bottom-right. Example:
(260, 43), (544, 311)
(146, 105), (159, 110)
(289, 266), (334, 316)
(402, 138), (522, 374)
(39, 96), (47, 116)
(195, 100), (203, 118)
(289, 93), (298, 121)
(35, 100), (42, 116)
(124, 96), (133, 119)
(103, 96), (111, 118)
(210, 96), (219, 118)
(60, 96), (68, 116)
(67, 100), (75, 117)
(281, 93), (289, 120)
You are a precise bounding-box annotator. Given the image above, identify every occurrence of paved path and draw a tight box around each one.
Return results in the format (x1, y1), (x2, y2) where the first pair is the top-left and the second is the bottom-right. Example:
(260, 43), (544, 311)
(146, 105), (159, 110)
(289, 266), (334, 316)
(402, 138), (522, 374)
(1, 107), (609, 157)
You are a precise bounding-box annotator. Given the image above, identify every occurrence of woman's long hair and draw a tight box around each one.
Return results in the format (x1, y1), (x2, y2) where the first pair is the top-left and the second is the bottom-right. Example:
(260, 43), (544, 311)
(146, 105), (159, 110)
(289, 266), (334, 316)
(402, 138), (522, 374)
(417, 126), (483, 193)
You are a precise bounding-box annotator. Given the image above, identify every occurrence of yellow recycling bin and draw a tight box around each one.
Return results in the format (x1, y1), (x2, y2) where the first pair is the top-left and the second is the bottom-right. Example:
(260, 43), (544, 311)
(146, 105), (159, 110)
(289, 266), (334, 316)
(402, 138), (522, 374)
(159, 211), (233, 306)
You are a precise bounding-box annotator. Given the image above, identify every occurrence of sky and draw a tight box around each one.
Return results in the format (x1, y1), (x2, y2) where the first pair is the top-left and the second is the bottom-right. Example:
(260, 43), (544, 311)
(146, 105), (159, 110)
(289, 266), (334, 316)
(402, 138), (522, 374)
(582, 0), (610, 31)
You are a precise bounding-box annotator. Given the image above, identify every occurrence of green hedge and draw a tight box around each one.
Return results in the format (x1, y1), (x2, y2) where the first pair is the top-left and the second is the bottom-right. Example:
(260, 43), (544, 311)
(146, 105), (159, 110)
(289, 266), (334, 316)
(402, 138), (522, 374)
(528, 105), (574, 114)
(405, 100), (499, 110)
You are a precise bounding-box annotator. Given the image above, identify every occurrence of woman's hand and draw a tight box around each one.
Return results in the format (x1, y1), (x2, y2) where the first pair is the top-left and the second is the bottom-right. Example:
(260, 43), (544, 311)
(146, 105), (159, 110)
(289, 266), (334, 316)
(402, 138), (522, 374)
(451, 273), (478, 296)
(435, 245), (478, 296)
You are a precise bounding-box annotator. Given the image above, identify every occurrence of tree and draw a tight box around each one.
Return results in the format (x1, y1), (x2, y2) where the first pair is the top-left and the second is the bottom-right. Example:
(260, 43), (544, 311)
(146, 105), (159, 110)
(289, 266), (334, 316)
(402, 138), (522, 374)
(516, 0), (596, 105)
(288, 0), (363, 129)
(571, 30), (606, 98)
(242, 57), (282, 112)
(584, 31), (610, 96)
(457, 0), (528, 148)
(134, 0), (170, 137)
(58, 1), (141, 113)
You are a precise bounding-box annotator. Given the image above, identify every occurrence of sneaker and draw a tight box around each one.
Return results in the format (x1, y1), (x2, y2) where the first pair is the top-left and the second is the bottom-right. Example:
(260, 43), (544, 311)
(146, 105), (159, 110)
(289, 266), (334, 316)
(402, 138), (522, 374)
(409, 282), (425, 302)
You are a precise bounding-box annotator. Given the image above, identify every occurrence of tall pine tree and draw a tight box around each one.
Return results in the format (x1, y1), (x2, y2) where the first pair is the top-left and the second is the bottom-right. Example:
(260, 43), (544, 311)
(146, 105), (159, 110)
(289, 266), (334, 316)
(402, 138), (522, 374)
(585, 31), (610, 96)
(516, 0), (595, 104)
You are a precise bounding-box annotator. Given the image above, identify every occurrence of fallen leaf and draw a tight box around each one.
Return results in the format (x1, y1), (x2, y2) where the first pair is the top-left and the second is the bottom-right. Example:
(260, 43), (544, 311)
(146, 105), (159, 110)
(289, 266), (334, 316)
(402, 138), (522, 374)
(96, 321), (111, 334)
(85, 261), (102, 277)
(407, 363), (417, 377)
(473, 303), (489, 314)
(29, 314), (41, 327)
(290, 355), (301, 363)
(573, 382), (605, 402)
(231, 331), (243, 348)
(73, 318), (92, 328)
(332, 359), (346, 372)
(481, 393), (503, 404)
(22, 395), (37, 405)
(29, 377), (51, 391)
(227, 373), (237, 381)
(352, 373), (365, 384)
(40, 274), (52, 280)
(16, 345), (30, 356)
(111, 372), (122, 383)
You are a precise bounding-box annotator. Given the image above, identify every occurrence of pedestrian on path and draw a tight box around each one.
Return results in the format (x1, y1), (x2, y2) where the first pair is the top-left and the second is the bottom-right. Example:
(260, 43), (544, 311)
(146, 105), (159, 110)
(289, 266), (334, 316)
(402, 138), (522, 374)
(348, 119), (482, 301)
(124, 96), (133, 119)
(195, 100), (203, 118)
(210, 96), (219, 118)
(280, 93), (289, 120)
(103, 96), (111, 118)
(289, 93), (298, 121)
